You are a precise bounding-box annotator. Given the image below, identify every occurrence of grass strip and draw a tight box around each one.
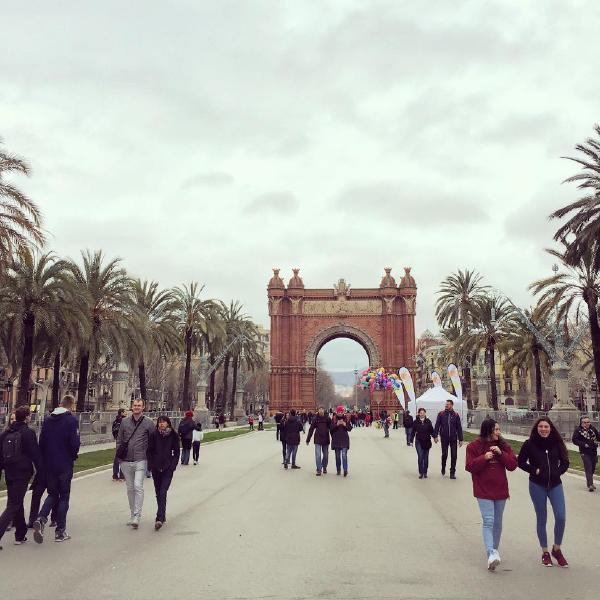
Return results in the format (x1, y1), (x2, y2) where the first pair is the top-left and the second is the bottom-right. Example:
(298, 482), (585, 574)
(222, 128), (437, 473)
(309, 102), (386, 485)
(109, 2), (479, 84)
(1, 426), (264, 492)
(463, 431), (585, 472)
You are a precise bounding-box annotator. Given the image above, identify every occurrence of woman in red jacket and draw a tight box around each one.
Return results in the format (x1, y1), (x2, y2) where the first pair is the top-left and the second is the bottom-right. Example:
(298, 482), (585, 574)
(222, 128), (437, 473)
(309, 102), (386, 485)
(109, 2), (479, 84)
(466, 418), (517, 571)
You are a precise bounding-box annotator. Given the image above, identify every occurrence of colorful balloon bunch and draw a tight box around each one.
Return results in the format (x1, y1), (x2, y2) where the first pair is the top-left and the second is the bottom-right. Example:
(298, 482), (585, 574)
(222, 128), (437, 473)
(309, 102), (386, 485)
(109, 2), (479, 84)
(358, 368), (402, 391)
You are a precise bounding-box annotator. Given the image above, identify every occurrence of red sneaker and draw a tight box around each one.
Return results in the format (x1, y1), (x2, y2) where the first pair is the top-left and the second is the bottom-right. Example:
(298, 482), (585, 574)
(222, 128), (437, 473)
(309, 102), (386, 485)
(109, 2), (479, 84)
(551, 548), (568, 568)
(541, 552), (553, 567)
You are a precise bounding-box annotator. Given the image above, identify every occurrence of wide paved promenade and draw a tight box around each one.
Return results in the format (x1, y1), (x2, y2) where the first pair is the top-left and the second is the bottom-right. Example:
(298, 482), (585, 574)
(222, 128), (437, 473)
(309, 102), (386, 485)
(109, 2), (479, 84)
(1, 427), (599, 599)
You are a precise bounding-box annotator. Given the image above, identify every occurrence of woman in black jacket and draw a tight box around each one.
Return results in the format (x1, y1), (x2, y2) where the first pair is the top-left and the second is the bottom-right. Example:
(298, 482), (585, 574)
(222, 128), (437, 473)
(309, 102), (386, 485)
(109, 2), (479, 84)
(518, 417), (569, 567)
(148, 416), (180, 530)
(410, 408), (434, 478)
(330, 412), (352, 476)
(572, 416), (599, 491)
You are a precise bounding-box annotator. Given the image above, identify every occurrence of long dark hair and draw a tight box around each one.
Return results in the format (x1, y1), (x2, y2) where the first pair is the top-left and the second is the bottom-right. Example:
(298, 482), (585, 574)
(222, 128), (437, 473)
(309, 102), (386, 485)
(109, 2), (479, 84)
(530, 417), (568, 461)
(479, 418), (508, 449)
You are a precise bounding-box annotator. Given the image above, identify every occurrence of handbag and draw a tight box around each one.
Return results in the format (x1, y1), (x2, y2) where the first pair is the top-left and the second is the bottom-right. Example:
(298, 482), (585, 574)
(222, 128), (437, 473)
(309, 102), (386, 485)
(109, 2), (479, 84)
(116, 416), (144, 460)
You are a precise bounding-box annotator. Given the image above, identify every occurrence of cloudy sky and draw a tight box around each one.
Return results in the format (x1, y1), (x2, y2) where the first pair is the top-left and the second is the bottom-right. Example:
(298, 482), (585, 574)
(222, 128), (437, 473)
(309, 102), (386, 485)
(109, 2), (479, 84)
(2, 0), (598, 370)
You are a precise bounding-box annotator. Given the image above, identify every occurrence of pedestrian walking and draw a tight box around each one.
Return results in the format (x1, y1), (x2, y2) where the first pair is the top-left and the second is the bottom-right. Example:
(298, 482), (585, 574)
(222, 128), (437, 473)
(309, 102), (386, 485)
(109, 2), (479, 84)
(282, 409), (303, 469)
(279, 412), (288, 465)
(111, 408), (126, 481)
(393, 411), (399, 430)
(517, 417), (570, 567)
(115, 398), (155, 529)
(178, 411), (196, 466)
(403, 410), (414, 446)
(27, 469), (57, 529)
(306, 406), (331, 476)
(257, 412), (264, 431)
(147, 416), (180, 530)
(275, 411), (283, 441)
(218, 412), (225, 431)
(32, 397), (80, 544)
(433, 399), (463, 479)
(330, 411), (352, 476)
(248, 414), (254, 430)
(365, 413), (372, 427)
(0, 405), (42, 550)
(192, 423), (203, 465)
(383, 415), (391, 438)
(571, 415), (599, 491)
(465, 418), (517, 571)
(410, 408), (434, 478)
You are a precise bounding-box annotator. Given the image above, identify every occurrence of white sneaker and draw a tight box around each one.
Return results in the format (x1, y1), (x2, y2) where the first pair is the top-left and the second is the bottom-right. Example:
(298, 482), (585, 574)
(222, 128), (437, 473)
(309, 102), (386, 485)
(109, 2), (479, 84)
(487, 549), (501, 571)
(131, 516), (140, 529)
(126, 516), (135, 526)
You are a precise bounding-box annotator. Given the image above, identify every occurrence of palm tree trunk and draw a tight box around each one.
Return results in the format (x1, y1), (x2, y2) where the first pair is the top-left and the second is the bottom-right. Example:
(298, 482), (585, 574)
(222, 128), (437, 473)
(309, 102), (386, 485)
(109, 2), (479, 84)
(222, 354), (231, 415)
(586, 296), (600, 393)
(209, 353), (216, 410)
(51, 349), (61, 409)
(532, 345), (543, 411)
(463, 364), (473, 409)
(182, 330), (193, 410)
(138, 361), (147, 402)
(230, 355), (239, 417)
(17, 312), (35, 405)
(77, 350), (90, 412)
(488, 337), (498, 410)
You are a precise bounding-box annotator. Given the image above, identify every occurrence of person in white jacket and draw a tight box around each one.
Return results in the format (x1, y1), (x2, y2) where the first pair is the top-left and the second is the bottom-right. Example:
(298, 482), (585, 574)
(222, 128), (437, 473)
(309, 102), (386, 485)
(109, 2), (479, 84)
(192, 423), (204, 465)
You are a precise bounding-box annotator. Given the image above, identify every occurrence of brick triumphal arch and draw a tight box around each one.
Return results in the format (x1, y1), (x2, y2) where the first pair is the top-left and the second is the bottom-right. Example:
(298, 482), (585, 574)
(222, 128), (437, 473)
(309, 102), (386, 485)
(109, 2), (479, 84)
(267, 267), (417, 414)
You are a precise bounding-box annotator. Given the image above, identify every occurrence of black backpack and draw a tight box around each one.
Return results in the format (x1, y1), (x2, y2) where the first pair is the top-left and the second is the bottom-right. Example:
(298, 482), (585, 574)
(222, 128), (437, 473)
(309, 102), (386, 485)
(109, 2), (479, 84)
(2, 429), (23, 465)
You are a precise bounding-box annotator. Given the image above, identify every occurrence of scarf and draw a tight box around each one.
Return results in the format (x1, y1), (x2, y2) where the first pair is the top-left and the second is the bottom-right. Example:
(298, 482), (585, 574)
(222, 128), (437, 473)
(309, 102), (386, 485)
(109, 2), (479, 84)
(580, 426), (598, 443)
(158, 427), (172, 437)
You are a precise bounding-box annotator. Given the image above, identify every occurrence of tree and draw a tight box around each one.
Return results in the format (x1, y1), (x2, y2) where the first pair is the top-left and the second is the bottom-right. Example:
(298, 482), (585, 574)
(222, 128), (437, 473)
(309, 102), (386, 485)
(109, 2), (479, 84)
(315, 359), (335, 408)
(530, 241), (600, 393)
(0, 250), (72, 405)
(65, 250), (135, 412)
(0, 141), (45, 272)
(436, 269), (488, 407)
(551, 124), (600, 268)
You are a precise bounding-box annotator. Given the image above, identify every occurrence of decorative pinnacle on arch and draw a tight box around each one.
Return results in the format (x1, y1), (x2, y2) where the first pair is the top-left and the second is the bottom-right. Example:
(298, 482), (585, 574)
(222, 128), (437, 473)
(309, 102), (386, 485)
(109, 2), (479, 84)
(399, 267), (416, 288)
(268, 268), (285, 289)
(288, 268), (305, 289)
(379, 267), (396, 288)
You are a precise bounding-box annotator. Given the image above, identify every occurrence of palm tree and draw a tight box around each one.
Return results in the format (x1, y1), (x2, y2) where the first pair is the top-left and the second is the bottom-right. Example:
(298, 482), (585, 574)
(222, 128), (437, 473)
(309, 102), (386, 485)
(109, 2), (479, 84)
(436, 269), (488, 406)
(0, 250), (73, 405)
(130, 279), (180, 402)
(530, 241), (600, 393)
(551, 124), (600, 267)
(0, 141), (45, 270)
(454, 295), (516, 410)
(173, 283), (222, 410)
(65, 250), (135, 412)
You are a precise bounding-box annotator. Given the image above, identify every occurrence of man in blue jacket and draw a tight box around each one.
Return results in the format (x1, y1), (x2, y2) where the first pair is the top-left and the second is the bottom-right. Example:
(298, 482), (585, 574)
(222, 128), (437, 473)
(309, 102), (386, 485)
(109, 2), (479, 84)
(33, 396), (80, 543)
(433, 399), (463, 479)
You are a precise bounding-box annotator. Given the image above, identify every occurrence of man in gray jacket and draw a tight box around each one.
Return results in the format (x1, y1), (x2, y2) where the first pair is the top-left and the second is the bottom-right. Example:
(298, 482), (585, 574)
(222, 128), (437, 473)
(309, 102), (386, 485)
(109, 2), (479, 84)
(116, 399), (155, 528)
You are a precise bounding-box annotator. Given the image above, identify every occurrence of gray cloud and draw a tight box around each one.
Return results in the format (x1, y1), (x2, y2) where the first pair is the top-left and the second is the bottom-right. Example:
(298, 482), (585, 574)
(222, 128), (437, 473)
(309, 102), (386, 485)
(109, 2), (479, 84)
(243, 191), (299, 216)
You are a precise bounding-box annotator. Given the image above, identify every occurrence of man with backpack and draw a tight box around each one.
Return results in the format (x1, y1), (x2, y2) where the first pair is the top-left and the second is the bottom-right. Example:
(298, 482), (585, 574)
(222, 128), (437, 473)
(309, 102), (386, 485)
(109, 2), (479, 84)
(33, 396), (80, 543)
(0, 405), (42, 549)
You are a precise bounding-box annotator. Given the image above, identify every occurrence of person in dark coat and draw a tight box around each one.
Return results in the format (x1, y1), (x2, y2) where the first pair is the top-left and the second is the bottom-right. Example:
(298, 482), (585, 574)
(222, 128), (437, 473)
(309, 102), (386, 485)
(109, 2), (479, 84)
(282, 409), (303, 469)
(33, 396), (80, 543)
(330, 411), (352, 476)
(111, 408), (126, 481)
(306, 406), (331, 476)
(279, 412), (288, 465)
(433, 399), (463, 479)
(274, 411), (283, 441)
(403, 410), (414, 446)
(178, 411), (196, 466)
(410, 408), (434, 478)
(572, 415), (599, 491)
(147, 416), (180, 530)
(0, 405), (43, 548)
(518, 417), (569, 567)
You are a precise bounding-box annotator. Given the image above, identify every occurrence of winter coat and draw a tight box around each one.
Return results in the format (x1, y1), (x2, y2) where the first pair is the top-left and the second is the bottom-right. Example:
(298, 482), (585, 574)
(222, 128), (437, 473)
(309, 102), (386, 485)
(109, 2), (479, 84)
(116, 414), (155, 462)
(433, 410), (463, 442)
(0, 421), (42, 481)
(112, 415), (124, 440)
(465, 437), (517, 500)
(410, 417), (434, 449)
(147, 429), (180, 473)
(403, 413), (414, 428)
(330, 417), (352, 450)
(39, 408), (80, 474)
(572, 425), (599, 457)
(178, 417), (196, 449)
(306, 415), (332, 446)
(518, 436), (569, 489)
(282, 416), (303, 446)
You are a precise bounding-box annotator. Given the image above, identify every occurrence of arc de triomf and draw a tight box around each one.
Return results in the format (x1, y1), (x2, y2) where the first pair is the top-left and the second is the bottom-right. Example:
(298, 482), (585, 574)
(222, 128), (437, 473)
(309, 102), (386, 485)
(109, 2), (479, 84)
(268, 267), (417, 414)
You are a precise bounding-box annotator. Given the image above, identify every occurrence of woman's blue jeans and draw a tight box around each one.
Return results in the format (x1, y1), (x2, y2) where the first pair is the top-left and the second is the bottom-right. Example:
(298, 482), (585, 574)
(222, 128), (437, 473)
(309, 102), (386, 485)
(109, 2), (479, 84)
(415, 440), (429, 475)
(528, 482), (566, 548)
(334, 448), (348, 473)
(476, 498), (506, 556)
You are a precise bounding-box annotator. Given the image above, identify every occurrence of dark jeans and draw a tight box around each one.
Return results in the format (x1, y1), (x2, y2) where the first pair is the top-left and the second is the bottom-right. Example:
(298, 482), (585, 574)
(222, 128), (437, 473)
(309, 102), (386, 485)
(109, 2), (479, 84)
(582, 453), (598, 487)
(152, 470), (174, 522)
(0, 478), (29, 542)
(281, 441), (287, 463)
(181, 446), (191, 465)
(28, 476), (57, 525)
(258, 421), (264, 430)
(441, 438), (458, 474)
(529, 481), (566, 548)
(334, 448), (348, 474)
(405, 427), (412, 445)
(192, 441), (201, 462)
(393, 421), (398, 429)
(39, 470), (73, 532)
(285, 444), (299, 466)
(113, 450), (124, 479)
(415, 440), (430, 475)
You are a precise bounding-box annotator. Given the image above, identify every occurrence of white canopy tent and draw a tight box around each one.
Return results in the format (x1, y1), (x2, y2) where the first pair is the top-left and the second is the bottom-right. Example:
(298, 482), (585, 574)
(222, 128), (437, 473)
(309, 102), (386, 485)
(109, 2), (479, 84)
(407, 385), (468, 422)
